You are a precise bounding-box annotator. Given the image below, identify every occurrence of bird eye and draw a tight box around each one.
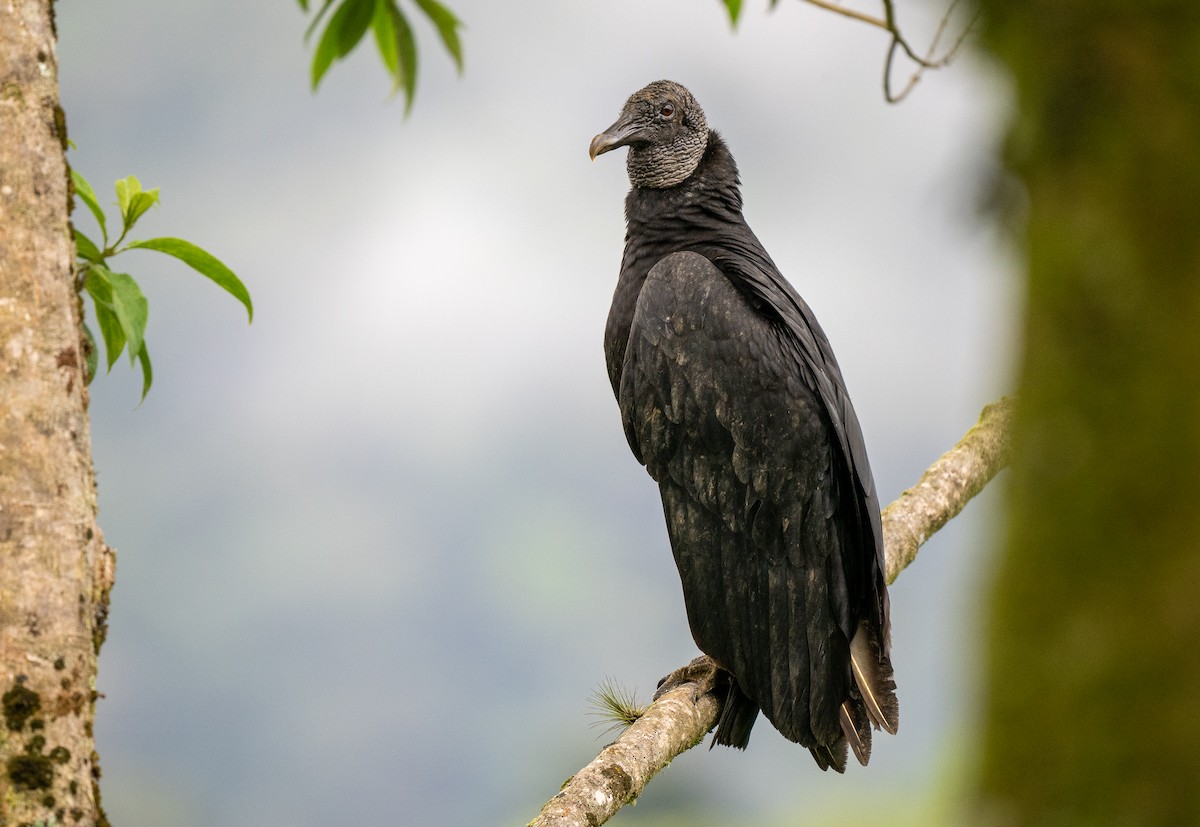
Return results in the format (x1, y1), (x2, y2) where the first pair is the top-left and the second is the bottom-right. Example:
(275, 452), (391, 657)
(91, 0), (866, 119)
(660, 103), (675, 119)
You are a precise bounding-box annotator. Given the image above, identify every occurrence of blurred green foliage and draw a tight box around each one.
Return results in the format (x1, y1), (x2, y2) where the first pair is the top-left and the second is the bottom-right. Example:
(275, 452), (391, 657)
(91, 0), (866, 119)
(297, 0), (463, 111)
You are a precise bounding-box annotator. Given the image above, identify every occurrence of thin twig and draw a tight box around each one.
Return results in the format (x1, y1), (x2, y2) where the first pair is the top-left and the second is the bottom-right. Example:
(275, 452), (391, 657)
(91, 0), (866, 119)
(529, 398), (1016, 826)
(884, 0), (979, 103)
(799, 0), (890, 31)
(794, 0), (977, 103)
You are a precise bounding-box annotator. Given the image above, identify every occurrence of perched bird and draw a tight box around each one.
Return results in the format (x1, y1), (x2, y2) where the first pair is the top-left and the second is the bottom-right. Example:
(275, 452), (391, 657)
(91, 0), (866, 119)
(590, 80), (898, 771)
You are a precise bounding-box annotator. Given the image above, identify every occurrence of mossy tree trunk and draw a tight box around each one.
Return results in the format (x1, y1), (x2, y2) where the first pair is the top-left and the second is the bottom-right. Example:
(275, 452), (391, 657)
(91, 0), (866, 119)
(975, 3), (1200, 824)
(0, 1), (114, 824)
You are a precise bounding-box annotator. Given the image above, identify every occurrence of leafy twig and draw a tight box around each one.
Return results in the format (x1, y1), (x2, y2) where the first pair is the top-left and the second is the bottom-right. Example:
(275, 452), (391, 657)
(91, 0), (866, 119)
(71, 169), (252, 399)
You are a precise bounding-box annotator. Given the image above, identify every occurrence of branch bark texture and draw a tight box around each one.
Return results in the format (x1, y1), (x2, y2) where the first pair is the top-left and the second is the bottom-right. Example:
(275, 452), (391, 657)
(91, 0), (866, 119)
(533, 682), (721, 827)
(881, 397), (1012, 584)
(0, 2), (113, 824)
(530, 398), (1013, 827)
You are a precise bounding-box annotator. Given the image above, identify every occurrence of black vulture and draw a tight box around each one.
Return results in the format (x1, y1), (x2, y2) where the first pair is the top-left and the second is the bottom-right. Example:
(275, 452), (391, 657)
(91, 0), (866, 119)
(590, 80), (898, 772)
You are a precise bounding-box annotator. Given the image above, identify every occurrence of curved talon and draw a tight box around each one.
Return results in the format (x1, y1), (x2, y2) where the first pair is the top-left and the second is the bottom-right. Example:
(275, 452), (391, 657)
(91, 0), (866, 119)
(652, 655), (721, 702)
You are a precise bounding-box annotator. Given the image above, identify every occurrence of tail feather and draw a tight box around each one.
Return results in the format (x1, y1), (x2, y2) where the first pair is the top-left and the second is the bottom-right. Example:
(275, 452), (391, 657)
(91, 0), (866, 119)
(808, 738), (848, 773)
(838, 699), (872, 766)
(711, 675), (760, 750)
(849, 620), (899, 735)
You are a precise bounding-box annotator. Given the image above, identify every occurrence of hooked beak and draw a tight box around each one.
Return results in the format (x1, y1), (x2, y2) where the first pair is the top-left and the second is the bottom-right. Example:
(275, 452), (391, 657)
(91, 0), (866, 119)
(589, 114), (640, 161)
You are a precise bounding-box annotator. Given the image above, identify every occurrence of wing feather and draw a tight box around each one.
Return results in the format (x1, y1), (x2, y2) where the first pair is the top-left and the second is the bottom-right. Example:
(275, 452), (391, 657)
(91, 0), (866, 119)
(622, 251), (862, 756)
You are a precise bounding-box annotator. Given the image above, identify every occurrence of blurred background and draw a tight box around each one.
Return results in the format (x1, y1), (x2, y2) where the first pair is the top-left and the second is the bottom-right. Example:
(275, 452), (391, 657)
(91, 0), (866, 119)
(58, 1), (1016, 824)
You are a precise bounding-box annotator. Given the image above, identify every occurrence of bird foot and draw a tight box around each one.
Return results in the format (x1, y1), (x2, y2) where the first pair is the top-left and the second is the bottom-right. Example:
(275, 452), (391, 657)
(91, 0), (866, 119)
(652, 655), (721, 703)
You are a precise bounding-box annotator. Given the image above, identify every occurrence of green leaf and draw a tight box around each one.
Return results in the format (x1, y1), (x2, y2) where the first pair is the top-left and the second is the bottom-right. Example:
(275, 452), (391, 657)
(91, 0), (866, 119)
(413, 0), (463, 72)
(71, 169), (108, 243)
(125, 190), (159, 229)
(373, 0), (401, 78)
(297, 0), (309, 10)
(84, 266), (127, 371)
(722, 0), (743, 25)
(82, 322), (98, 385)
(84, 263), (113, 305)
(331, 0), (376, 57)
(304, 0), (338, 41)
(73, 228), (103, 263)
(114, 175), (137, 218)
(115, 175), (160, 231)
(373, 0), (417, 109)
(135, 341), (153, 400)
(311, 0), (376, 90)
(106, 271), (150, 366)
(126, 237), (254, 322)
(94, 299), (126, 371)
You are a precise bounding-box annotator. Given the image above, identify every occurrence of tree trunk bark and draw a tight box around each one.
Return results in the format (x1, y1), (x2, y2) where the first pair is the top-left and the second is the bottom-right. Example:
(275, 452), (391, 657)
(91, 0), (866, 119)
(0, 2), (114, 824)
(974, 4), (1200, 824)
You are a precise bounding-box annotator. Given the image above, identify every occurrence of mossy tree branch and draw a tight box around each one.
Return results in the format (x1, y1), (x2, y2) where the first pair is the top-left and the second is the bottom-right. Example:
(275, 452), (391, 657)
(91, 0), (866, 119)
(882, 397), (1013, 583)
(529, 397), (1015, 827)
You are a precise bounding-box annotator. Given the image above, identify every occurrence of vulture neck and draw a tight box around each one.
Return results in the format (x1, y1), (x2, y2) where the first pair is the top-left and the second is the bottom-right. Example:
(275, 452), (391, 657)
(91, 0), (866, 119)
(624, 130), (744, 242)
(604, 131), (749, 396)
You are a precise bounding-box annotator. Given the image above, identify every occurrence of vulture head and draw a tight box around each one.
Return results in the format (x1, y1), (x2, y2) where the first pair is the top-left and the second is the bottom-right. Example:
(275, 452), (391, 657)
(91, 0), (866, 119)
(589, 80), (709, 189)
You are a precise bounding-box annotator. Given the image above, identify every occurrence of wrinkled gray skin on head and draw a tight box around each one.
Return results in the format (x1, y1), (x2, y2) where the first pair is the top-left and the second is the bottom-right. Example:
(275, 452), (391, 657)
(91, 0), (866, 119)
(589, 80), (709, 189)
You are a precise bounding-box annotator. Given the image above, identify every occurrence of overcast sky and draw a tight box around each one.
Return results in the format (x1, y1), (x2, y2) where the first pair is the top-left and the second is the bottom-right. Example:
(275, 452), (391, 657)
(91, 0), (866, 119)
(57, 1), (1017, 824)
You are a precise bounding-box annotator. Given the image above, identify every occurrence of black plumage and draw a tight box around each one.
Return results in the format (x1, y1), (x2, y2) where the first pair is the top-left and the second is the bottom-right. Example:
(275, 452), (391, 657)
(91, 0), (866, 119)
(590, 80), (898, 771)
